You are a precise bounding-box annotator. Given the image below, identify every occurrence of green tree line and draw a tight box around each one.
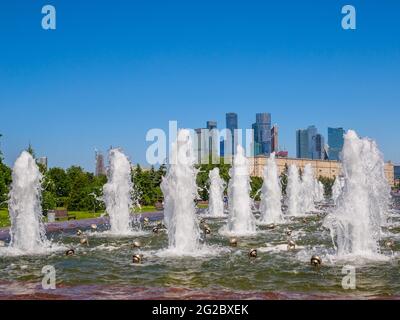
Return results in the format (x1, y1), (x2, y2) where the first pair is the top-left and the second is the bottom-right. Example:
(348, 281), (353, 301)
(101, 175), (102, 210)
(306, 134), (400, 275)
(0, 140), (336, 211)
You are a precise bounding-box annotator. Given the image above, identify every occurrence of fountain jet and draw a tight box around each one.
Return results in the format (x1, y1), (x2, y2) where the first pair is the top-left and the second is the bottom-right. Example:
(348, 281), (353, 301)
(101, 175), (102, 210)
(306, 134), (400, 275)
(314, 180), (325, 203)
(324, 130), (391, 258)
(8, 151), (48, 253)
(161, 129), (200, 253)
(207, 168), (225, 217)
(300, 164), (316, 213)
(259, 153), (284, 224)
(225, 145), (256, 235)
(331, 177), (344, 204)
(286, 164), (301, 216)
(103, 148), (135, 234)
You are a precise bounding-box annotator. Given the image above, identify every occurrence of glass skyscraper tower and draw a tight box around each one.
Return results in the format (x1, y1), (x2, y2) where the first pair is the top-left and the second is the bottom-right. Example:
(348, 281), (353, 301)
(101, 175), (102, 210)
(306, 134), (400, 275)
(226, 113), (238, 155)
(253, 113), (272, 156)
(296, 125), (325, 160)
(328, 127), (345, 161)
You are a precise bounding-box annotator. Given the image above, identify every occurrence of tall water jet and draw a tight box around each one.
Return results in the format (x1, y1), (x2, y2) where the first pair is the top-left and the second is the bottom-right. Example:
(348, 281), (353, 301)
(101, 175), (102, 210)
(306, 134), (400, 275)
(300, 164), (316, 213)
(331, 177), (344, 203)
(286, 164), (301, 216)
(8, 151), (48, 253)
(225, 145), (256, 235)
(259, 153), (284, 224)
(313, 180), (325, 203)
(208, 168), (225, 217)
(161, 129), (200, 253)
(324, 130), (391, 258)
(103, 148), (134, 234)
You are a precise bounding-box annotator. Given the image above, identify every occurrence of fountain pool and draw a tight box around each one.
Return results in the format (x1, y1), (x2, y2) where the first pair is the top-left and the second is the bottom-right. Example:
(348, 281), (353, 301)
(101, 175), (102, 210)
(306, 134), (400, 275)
(0, 203), (399, 299)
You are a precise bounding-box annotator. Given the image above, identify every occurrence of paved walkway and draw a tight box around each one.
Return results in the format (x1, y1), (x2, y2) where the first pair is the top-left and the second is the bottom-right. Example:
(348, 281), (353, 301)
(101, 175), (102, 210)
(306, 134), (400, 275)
(0, 211), (164, 241)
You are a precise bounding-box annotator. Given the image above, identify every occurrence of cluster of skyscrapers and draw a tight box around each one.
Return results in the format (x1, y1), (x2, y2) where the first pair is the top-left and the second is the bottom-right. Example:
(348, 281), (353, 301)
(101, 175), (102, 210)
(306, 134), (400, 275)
(94, 113), (347, 170)
(194, 112), (345, 162)
(296, 126), (345, 161)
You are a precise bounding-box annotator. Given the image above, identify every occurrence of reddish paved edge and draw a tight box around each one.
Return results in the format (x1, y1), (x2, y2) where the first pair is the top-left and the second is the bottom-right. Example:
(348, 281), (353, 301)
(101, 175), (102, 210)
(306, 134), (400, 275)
(0, 281), (398, 300)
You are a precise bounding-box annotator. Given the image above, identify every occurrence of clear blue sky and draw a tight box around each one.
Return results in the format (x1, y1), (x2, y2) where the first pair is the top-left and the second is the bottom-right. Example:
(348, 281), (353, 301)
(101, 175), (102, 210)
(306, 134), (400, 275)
(1, 0), (399, 171)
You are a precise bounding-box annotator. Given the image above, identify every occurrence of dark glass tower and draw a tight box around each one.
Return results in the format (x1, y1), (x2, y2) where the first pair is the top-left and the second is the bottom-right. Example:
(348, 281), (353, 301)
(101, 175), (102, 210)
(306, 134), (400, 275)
(226, 113), (238, 155)
(328, 127), (345, 161)
(253, 113), (272, 155)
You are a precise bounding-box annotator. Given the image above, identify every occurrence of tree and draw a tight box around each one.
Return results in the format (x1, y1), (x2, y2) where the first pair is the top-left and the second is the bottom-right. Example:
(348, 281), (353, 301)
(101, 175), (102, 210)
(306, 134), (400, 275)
(26, 143), (36, 159)
(318, 176), (335, 197)
(250, 176), (263, 201)
(195, 161), (231, 201)
(0, 135), (11, 208)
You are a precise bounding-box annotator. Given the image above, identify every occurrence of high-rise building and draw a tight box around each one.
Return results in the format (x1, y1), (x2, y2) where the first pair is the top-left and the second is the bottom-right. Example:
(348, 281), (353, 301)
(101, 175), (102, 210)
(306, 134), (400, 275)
(226, 113), (238, 155)
(328, 127), (345, 161)
(296, 129), (309, 159)
(252, 113), (272, 156)
(220, 140), (225, 157)
(394, 165), (400, 179)
(296, 126), (325, 160)
(271, 125), (279, 153)
(315, 133), (325, 160)
(95, 151), (106, 176)
(195, 121), (219, 163)
(206, 121), (217, 130)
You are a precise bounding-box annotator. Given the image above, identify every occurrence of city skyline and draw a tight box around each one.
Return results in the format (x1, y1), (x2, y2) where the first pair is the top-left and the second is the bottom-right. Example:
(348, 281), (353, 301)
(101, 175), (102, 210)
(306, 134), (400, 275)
(1, 1), (399, 170)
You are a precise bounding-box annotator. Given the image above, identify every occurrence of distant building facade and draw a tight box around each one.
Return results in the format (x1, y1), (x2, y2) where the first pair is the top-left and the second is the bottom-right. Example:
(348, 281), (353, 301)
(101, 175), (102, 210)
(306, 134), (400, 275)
(328, 127), (345, 161)
(249, 155), (395, 187)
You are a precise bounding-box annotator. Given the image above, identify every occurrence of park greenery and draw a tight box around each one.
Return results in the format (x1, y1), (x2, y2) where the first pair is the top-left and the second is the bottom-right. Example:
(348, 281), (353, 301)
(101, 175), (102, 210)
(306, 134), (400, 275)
(0, 141), (336, 219)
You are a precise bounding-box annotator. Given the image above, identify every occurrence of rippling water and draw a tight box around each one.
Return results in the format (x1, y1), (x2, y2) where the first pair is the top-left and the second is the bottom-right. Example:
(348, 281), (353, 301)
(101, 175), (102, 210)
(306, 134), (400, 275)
(1, 201), (400, 300)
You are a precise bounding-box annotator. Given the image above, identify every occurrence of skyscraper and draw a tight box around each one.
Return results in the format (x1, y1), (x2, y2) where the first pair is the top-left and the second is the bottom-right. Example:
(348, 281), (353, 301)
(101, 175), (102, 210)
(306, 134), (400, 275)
(195, 121), (219, 163)
(296, 129), (309, 159)
(328, 127), (345, 161)
(314, 133), (325, 160)
(395, 165), (400, 183)
(253, 113), (272, 156)
(95, 151), (106, 176)
(226, 113), (238, 155)
(206, 121), (217, 130)
(271, 125), (279, 153)
(296, 126), (325, 160)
